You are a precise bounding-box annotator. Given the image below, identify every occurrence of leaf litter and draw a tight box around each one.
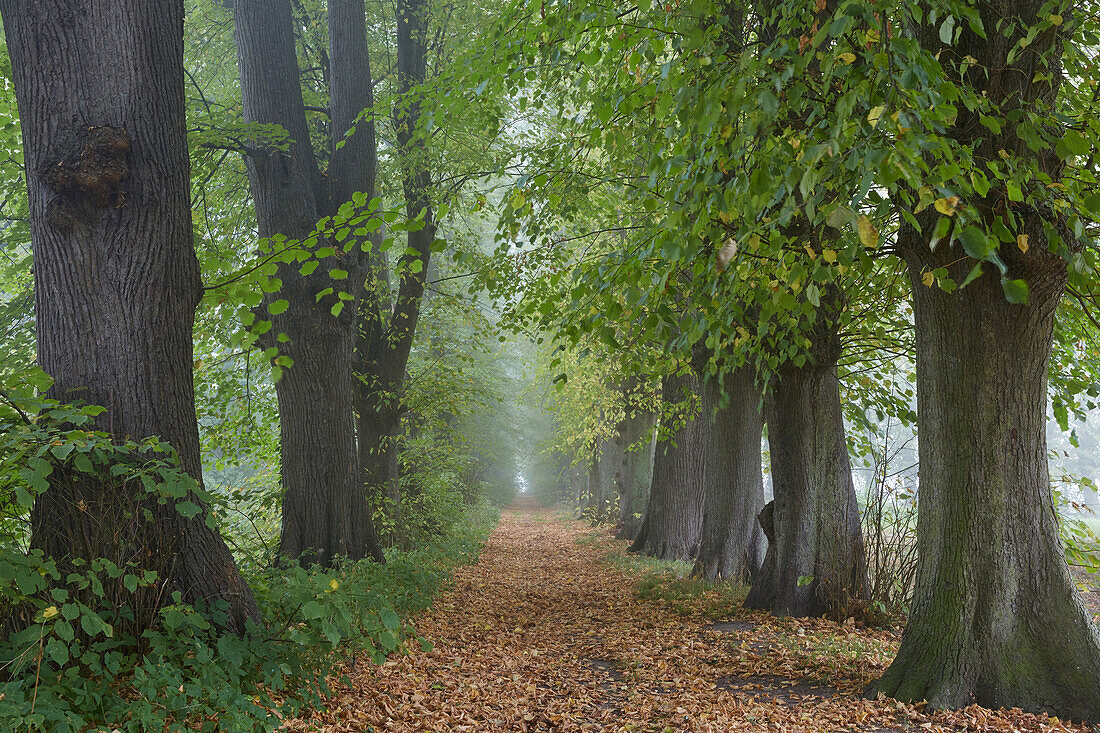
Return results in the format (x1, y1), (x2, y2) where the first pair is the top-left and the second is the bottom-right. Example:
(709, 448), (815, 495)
(285, 506), (1096, 732)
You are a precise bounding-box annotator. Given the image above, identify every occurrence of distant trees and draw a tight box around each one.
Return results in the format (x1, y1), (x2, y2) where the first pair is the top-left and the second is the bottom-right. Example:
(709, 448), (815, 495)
(0, 0), (258, 631)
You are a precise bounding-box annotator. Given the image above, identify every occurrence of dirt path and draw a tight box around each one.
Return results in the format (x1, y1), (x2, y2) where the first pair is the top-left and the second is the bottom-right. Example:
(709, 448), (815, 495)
(289, 504), (1089, 732)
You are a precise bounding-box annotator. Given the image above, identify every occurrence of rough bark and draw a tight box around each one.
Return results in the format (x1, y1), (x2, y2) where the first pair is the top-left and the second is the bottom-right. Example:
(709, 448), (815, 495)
(692, 365), (766, 583)
(629, 371), (705, 561)
(871, 232), (1100, 718)
(235, 0), (383, 566)
(745, 299), (867, 619)
(1, 0), (258, 632)
(867, 1), (1100, 719)
(354, 0), (436, 545)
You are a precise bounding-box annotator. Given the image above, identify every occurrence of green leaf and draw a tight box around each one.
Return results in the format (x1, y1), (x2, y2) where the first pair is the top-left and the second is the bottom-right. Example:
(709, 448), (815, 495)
(381, 608), (401, 631)
(175, 501), (202, 519)
(1001, 277), (1028, 303)
(957, 226), (991, 259)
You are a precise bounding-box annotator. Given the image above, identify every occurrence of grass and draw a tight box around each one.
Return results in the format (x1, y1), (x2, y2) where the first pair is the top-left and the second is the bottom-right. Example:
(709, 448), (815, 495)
(634, 573), (750, 620)
(774, 626), (898, 686)
(587, 528), (749, 621)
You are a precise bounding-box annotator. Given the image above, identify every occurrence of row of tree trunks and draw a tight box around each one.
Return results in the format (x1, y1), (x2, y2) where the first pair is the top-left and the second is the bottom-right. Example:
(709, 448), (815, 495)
(630, 318), (865, 619)
(1, 0), (259, 632)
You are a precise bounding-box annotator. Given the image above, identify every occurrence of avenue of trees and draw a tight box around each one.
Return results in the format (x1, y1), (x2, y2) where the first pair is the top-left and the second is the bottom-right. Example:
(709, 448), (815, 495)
(507, 0), (1100, 721)
(0, 0), (1099, 729)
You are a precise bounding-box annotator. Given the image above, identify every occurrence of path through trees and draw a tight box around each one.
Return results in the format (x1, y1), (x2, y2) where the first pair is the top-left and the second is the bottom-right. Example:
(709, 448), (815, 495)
(288, 502), (1098, 732)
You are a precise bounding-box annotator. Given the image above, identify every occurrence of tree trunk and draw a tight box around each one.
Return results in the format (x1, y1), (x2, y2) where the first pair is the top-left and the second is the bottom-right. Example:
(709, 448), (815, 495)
(616, 409), (656, 541)
(692, 365), (766, 583)
(870, 246), (1100, 718)
(867, 0), (1100, 718)
(585, 436), (620, 524)
(629, 371), (705, 561)
(235, 0), (383, 566)
(354, 0), (436, 545)
(745, 304), (867, 619)
(2, 0), (258, 632)
(569, 461), (588, 512)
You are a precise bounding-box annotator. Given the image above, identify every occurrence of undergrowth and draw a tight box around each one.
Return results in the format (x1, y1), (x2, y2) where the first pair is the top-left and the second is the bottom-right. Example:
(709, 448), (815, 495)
(0, 505), (498, 732)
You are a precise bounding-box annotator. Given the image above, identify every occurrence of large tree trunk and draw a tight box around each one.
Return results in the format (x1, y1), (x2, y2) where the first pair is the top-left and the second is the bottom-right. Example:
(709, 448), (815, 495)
(2, 0), (258, 632)
(745, 304), (867, 619)
(629, 371), (705, 561)
(867, 0), (1100, 719)
(615, 409), (656, 541)
(235, 0), (383, 566)
(871, 241), (1100, 717)
(692, 365), (766, 583)
(355, 0), (436, 546)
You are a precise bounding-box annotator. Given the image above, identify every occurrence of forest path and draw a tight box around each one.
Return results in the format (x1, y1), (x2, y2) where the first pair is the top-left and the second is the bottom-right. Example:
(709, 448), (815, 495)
(288, 502), (1084, 732)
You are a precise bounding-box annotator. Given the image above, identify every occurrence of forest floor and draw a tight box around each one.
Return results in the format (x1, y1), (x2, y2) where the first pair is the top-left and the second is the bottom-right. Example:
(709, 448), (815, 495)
(288, 501), (1095, 732)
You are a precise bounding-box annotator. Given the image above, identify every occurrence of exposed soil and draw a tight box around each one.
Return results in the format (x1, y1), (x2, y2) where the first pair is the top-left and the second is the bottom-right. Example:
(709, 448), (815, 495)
(287, 503), (1094, 732)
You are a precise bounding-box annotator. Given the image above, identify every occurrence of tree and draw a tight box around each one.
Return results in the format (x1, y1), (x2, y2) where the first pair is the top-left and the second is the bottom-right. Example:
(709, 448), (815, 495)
(234, 0), (384, 566)
(629, 370), (705, 561)
(745, 293), (867, 617)
(354, 0), (438, 545)
(692, 363), (765, 583)
(615, 380), (657, 541)
(0, 0), (258, 632)
(869, 0), (1100, 715)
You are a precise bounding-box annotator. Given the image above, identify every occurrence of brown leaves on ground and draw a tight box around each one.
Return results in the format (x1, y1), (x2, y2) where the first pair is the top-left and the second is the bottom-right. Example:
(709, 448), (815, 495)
(286, 507), (1094, 732)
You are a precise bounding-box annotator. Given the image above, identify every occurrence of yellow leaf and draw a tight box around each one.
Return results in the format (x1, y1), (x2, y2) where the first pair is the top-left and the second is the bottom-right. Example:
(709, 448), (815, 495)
(1050, 14), (1063, 25)
(867, 105), (885, 128)
(822, 249), (837, 263)
(720, 123), (733, 139)
(329, 579), (339, 592)
(857, 215), (879, 248)
(804, 244), (817, 260)
(915, 185), (935, 214)
(42, 606), (59, 620)
(934, 196), (960, 216)
(1017, 234), (1029, 253)
(921, 271), (935, 287)
(837, 52), (856, 64)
